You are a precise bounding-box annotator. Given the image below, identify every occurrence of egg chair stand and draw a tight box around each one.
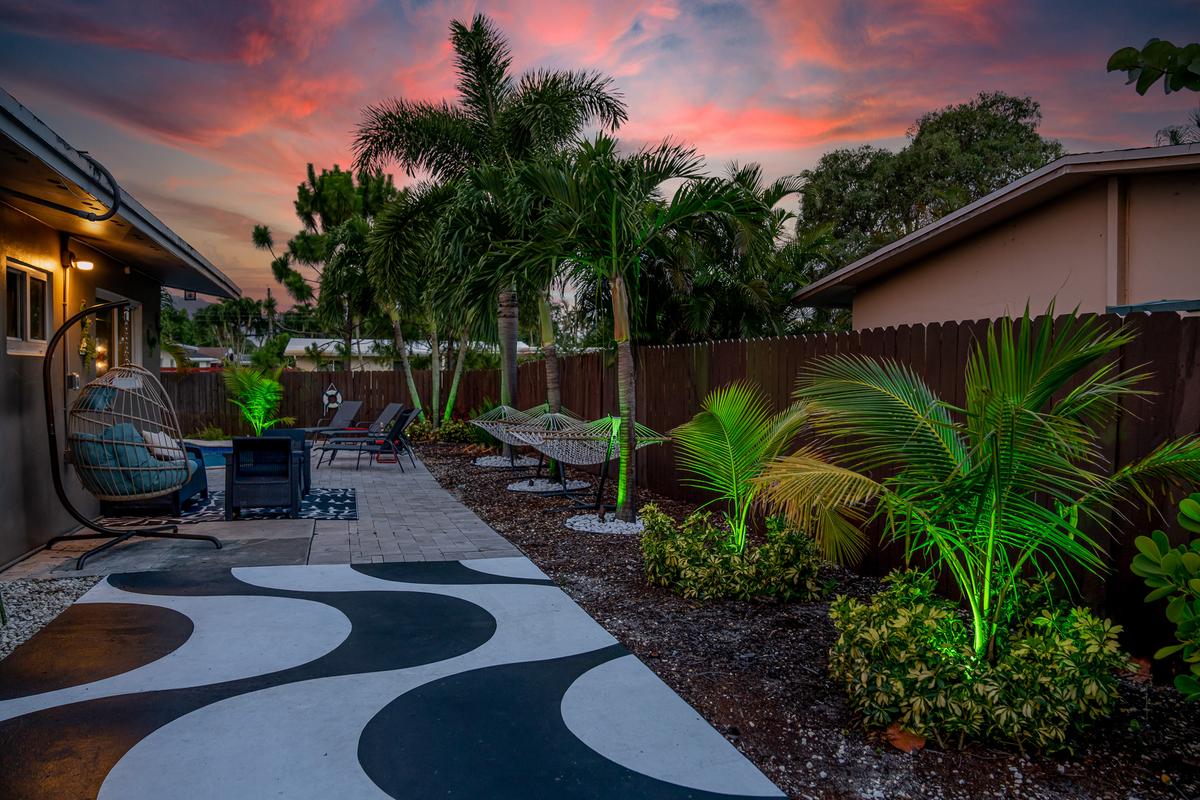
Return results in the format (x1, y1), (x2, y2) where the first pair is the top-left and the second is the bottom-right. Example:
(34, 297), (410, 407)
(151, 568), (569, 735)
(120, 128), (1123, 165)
(42, 301), (221, 570)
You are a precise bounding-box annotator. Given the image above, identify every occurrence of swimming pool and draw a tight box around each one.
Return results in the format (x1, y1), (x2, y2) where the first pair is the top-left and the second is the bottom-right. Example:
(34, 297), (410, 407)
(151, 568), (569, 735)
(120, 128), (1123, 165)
(190, 445), (231, 468)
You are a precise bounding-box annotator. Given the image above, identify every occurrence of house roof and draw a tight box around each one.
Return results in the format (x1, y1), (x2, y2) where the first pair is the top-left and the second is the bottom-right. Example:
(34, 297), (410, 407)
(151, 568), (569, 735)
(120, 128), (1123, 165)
(284, 338), (396, 358)
(0, 88), (239, 298)
(793, 144), (1200, 308)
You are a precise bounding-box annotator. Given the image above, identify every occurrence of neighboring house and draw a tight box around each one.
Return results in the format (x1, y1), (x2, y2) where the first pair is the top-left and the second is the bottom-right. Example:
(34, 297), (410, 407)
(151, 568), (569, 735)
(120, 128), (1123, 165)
(284, 338), (398, 371)
(794, 144), (1200, 329)
(0, 88), (238, 566)
(160, 344), (251, 371)
(284, 337), (538, 371)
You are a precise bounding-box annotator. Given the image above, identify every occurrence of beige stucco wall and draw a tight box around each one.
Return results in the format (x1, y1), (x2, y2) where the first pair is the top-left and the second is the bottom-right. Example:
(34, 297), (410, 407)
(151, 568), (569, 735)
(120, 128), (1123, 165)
(1125, 171), (1200, 305)
(852, 182), (1109, 329)
(851, 171), (1200, 329)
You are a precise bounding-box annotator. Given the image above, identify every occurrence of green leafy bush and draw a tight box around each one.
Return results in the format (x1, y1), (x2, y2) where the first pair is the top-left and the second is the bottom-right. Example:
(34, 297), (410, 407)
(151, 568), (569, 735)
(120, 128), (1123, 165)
(437, 419), (474, 443)
(1131, 492), (1200, 700)
(640, 504), (824, 602)
(188, 425), (228, 441)
(829, 571), (1128, 751)
(406, 417), (475, 445)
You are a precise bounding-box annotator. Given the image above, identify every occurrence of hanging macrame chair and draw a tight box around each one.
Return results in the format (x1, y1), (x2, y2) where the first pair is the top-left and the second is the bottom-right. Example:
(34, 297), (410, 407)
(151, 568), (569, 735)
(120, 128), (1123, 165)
(43, 301), (221, 569)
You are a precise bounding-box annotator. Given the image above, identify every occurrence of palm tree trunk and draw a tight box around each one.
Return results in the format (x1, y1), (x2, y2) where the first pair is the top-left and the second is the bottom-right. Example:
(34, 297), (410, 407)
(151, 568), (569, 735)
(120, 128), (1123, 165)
(540, 293), (561, 413)
(497, 285), (519, 458)
(430, 325), (442, 430)
(540, 292), (562, 481)
(389, 307), (423, 420)
(610, 275), (637, 522)
(443, 326), (470, 423)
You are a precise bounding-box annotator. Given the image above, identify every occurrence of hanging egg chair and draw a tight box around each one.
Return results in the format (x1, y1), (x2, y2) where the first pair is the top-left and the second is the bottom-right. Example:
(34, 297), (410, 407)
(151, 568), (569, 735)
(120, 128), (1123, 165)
(68, 363), (190, 501)
(43, 300), (221, 569)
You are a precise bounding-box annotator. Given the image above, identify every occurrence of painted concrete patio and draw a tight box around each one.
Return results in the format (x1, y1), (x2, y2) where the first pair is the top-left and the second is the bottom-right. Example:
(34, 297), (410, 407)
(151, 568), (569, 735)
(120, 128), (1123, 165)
(0, 558), (783, 799)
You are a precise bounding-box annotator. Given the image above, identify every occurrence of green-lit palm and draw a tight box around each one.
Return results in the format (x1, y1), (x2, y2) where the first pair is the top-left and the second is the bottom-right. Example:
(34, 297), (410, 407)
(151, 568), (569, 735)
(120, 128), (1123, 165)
(520, 133), (764, 521)
(223, 365), (295, 436)
(671, 382), (808, 553)
(759, 308), (1200, 658)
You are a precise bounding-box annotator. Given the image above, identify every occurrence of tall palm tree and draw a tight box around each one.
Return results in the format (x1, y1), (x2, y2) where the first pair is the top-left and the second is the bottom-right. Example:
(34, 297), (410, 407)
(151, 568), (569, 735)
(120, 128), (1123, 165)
(353, 13), (626, 421)
(522, 133), (764, 521)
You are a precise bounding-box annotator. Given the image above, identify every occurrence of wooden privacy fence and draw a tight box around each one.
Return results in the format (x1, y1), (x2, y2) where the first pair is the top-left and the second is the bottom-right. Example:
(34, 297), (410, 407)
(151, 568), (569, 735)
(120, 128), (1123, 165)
(163, 312), (1200, 647)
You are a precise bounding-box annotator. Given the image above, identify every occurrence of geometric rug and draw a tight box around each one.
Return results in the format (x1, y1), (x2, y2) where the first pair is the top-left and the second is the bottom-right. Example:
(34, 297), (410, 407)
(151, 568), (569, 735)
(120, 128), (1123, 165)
(99, 488), (357, 525)
(0, 559), (783, 799)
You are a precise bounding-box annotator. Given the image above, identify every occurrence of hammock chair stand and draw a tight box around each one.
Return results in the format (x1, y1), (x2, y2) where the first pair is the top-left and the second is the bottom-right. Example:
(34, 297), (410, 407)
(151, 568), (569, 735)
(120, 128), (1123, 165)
(42, 301), (221, 570)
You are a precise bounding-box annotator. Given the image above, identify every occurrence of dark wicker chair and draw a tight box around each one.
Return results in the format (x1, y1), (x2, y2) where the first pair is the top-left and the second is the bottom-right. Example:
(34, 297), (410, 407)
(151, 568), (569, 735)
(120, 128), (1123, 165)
(263, 428), (312, 495)
(224, 437), (301, 520)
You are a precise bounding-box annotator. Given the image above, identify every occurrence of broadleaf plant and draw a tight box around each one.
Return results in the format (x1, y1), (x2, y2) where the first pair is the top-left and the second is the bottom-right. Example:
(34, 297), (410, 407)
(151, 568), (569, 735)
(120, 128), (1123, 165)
(758, 307), (1200, 659)
(223, 364), (295, 436)
(1131, 491), (1200, 700)
(670, 381), (807, 553)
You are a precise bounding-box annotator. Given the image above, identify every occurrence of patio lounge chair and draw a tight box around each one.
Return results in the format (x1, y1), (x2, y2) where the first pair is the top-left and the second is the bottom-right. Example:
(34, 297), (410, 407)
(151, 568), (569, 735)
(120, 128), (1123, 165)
(299, 400), (363, 435)
(312, 402), (405, 447)
(224, 437), (302, 519)
(317, 409), (419, 471)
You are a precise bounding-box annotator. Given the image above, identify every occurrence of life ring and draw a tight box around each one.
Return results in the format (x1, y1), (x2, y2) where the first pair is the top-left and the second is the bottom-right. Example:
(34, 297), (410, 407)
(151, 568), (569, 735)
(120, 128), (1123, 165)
(322, 383), (343, 416)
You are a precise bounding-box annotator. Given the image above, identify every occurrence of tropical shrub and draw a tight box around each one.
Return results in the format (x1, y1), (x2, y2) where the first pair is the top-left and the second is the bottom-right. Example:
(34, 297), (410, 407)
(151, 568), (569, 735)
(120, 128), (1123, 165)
(640, 504), (823, 602)
(188, 425), (228, 441)
(222, 365), (294, 436)
(670, 382), (807, 553)
(1131, 492), (1200, 700)
(759, 308), (1200, 659)
(829, 571), (1128, 751)
(436, 419), (474, 444)
(406, 418), (474, 445)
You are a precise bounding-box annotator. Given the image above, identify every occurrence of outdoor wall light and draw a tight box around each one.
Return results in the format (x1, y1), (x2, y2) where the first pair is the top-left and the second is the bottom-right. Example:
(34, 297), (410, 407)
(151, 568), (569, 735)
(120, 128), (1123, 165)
(74, 259), (94, 271)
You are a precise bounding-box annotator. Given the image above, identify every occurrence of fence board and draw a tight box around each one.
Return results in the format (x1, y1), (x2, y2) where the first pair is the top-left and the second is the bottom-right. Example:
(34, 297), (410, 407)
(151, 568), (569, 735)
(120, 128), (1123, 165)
(163, 312), (1199, 637)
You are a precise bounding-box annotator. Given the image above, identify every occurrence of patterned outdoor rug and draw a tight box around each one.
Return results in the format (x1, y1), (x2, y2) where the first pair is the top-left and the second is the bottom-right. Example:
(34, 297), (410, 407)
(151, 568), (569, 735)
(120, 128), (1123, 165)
(98, 488), (357, 525)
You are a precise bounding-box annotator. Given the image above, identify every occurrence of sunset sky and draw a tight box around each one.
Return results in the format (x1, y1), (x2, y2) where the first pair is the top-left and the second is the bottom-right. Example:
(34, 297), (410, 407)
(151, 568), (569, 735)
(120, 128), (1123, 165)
(1, 0), (1197, 301)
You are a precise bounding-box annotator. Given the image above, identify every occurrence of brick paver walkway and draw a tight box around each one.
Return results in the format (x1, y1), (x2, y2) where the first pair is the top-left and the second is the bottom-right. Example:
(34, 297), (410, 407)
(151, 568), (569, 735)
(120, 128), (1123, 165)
(2, 454), (519, 580)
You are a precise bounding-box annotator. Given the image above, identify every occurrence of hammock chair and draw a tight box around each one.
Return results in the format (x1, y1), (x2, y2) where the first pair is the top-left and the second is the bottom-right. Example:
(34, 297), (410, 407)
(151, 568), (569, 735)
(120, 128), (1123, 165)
(43, 301), (221, 569)
(468, 405), (539, 469)
(512, 416), (667, 513)
(503, 407), (585, 493)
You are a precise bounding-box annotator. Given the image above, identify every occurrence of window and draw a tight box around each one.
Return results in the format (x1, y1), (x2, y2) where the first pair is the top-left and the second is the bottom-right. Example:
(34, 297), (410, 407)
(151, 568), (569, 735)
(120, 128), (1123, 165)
(94, 290), (141, 373)
(5, 260), (52, 354)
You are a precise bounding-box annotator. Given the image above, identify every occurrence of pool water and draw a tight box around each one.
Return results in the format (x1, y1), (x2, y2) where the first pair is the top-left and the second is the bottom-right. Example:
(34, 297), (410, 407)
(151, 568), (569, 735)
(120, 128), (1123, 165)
(193, 446), (231, 468)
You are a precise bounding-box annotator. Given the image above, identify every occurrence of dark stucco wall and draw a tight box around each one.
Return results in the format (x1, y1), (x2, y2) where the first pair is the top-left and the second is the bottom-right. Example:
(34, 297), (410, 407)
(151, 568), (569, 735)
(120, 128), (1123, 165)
(0, 202), (162, 567)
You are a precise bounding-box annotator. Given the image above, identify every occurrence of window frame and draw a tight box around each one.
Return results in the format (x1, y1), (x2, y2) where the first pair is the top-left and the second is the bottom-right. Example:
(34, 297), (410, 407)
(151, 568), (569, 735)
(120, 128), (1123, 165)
(94, 288), (142, 371)
(5, 258), (53, 356)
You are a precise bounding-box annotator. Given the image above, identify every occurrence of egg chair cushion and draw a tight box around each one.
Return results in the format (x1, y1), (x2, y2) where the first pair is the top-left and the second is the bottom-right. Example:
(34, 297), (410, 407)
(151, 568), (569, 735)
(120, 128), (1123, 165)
(100, 423), (188, 494)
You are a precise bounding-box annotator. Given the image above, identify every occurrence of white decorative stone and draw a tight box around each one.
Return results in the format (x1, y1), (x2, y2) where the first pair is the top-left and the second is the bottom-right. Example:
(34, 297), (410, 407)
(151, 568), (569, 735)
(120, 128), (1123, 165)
(565, 513), (645, 535)
(506, 478), (590, 493)
(473, 455), (539, 468)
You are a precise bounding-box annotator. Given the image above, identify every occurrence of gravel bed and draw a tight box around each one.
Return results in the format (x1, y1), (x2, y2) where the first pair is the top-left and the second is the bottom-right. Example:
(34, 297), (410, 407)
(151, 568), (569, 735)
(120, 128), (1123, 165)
(565, 512), (645, 534)
(506, 478), (591, 493)
(0, 577), (100, 661)
(419, 442), (1200, 800)
(473, 454), (539, 468)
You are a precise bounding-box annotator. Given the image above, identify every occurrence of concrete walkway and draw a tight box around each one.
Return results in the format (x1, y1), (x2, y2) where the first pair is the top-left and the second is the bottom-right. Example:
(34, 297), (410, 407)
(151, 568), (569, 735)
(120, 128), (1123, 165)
(2, 456), (518, 580)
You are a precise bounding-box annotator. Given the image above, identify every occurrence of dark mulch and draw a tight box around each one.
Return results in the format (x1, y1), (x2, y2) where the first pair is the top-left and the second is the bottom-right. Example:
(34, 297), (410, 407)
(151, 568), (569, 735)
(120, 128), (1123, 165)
(420, 442), (1200, 800)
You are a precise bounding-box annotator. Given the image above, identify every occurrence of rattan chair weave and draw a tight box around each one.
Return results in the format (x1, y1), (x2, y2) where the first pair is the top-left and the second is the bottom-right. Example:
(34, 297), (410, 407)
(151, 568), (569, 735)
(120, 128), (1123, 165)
(67, 364), (191, 501)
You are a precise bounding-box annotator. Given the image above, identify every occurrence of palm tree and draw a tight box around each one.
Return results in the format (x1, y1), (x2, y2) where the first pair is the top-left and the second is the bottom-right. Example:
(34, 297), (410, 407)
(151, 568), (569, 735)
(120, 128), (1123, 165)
(757, 308), (1200, 659)
(522, 133), (764, 522)
(353, 13), (626, 422)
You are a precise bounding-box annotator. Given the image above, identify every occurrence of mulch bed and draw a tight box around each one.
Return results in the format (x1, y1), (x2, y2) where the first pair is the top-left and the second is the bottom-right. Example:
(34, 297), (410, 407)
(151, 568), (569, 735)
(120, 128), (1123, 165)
(419, 442), (1200, 800)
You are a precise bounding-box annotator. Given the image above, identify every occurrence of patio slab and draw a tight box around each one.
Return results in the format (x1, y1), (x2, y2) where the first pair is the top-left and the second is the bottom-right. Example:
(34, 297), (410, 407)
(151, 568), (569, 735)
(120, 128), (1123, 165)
(0, 559), (783, 800)
(2, 455), (519, 580)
